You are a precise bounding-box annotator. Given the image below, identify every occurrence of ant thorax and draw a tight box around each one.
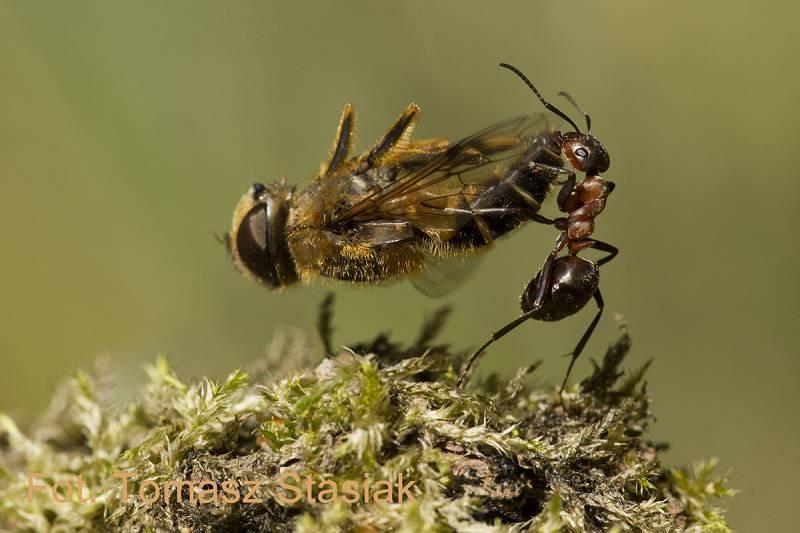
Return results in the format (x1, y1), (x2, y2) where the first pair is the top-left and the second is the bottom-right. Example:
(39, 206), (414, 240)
(561, 174), (614, 243)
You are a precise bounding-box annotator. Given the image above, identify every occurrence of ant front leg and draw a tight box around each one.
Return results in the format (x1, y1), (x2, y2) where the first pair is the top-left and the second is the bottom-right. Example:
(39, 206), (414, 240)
(560, 289), (604, 396)
(457, 252), (558, 389)
(556, 171), (576, 212)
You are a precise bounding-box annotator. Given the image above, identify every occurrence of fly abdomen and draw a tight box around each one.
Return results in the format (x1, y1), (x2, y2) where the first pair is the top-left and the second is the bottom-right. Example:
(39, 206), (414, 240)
(447, 139), (562, 248)
(470, 130), (564, 215)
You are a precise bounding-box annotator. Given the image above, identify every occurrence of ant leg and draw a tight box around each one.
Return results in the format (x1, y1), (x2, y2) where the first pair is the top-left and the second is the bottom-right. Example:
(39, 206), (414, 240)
(587, 239), (619, 266)
(569, 238), (618, 266)
(556, 172), (576, 211)
(456, 310), (537, 389)
(457, 253), (557, 389)
(531, 248), (558, 308)
(560, 289), (604, 395)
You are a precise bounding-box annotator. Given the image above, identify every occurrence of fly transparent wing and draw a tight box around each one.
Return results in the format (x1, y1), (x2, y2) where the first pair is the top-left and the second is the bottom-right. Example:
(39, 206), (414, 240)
(333, 113), (557, 230)
(410, 251), (484, 298)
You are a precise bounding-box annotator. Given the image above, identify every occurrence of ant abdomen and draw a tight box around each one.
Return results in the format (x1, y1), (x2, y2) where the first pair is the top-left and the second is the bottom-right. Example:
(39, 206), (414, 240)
(521, 256), (599, 321)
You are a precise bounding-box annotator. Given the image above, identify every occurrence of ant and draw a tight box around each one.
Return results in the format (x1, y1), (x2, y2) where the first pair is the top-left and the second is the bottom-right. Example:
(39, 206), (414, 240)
(457, 63), (618, 395)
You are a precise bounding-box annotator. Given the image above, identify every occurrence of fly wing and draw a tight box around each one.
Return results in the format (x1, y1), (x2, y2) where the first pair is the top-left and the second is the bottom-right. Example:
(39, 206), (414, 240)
(410, 251), (484, 297)
(331, 113), (557, 238)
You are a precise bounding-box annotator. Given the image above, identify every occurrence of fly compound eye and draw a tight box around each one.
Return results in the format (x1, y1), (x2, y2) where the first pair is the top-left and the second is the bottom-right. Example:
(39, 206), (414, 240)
(230, 180), (299, 289)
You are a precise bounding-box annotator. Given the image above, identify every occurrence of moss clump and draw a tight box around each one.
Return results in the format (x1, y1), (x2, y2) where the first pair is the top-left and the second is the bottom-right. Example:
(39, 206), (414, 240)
(0, 298), (732, 532)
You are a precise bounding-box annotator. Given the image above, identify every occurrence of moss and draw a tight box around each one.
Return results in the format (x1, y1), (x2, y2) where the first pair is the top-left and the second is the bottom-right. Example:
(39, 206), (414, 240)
(0, 296), (733, 532)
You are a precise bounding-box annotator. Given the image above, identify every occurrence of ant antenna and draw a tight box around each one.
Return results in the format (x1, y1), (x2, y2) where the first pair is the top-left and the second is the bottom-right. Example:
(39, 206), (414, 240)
(558, 91), (591, 132)
(498, 63), (582, 133)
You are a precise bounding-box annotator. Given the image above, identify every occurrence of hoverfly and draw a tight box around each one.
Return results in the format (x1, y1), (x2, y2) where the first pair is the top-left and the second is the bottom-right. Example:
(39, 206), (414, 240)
(227, 86), (571, 293)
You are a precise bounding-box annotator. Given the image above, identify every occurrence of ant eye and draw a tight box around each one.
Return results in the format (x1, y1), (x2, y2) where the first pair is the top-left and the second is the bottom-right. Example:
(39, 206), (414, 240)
(575, 147), (589, 158)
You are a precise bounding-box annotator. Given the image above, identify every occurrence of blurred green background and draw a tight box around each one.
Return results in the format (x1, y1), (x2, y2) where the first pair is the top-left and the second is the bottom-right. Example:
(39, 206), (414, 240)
(1, 1), (797, 530)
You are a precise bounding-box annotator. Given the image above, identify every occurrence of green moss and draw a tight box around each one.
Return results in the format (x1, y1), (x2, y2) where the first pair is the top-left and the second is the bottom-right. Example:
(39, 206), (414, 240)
(0, 298), (732, 532)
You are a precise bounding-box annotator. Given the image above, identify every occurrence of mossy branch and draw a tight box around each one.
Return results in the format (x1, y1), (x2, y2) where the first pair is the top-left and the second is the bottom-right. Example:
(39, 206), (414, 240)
(0, 297), (732, 532)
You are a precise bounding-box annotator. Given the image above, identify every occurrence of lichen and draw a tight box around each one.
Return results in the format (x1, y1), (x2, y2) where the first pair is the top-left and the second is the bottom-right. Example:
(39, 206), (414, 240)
(0, 297), (732, 532)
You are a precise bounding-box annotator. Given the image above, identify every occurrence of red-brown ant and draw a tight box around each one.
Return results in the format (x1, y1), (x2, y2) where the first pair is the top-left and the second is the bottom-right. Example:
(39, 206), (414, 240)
(457, 64), (618, 395)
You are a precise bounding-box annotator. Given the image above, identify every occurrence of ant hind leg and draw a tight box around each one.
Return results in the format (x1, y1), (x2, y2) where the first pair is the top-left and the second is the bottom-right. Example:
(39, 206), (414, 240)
(456, 311), (536, 389)
(457, 252), (559, 389)
(589, 239), (619, 266)
(560, 289), (604, 397)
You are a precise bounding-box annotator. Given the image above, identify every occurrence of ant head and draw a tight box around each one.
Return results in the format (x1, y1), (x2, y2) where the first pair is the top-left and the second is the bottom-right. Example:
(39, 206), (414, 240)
(498, 63), (610, 174)
(561, 132), (610, 174)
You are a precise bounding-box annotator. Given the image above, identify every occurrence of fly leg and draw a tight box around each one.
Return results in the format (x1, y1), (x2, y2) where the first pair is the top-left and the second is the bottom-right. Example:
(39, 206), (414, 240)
(405, 137), (450, 155)
(525, 161), (575, 186)
(321, 103), (356, 176)
(365, 104), (420, 166)
(473, 208), (554, 226)
(434, 205), (556, 226)
(465, 160), (569, 233)
(457, 252), (558, 389)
